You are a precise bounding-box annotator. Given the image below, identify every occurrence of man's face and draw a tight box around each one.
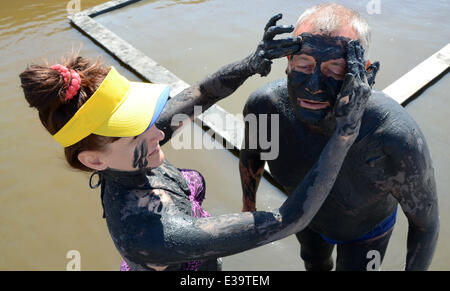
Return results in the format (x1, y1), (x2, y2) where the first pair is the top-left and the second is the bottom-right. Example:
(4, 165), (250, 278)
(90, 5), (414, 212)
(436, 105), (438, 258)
(287, 25), (358, 126)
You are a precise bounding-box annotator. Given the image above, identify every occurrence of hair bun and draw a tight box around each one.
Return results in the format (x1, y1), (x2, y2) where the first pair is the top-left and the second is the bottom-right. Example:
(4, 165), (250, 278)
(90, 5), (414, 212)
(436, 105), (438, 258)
(50, 64), (81, 102)
(20, 54), (109, 137)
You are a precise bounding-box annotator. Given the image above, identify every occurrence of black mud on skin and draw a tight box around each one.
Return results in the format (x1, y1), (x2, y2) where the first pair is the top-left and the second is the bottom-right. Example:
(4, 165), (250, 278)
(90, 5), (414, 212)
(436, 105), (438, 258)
(133, 140), (148, 169)
(155, 14), (301, 145)
(99, 83), (359, 270)
(240, 34), (436, 270)
(240, 80), (438, 270)
(286, 33), (351, 126)
(295, 33), (350, 61)
(101, 125), (356, 269)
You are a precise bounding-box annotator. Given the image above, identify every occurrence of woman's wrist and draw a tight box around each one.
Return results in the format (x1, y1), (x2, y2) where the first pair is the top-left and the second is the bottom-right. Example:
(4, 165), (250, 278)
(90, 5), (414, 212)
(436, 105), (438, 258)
(244, 53), (267, 77)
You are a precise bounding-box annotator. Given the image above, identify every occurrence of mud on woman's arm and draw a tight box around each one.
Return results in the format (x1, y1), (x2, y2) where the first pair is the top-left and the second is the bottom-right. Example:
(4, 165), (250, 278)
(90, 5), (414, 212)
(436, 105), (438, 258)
(156, 14), (301, 145)
(116, 130), (356, 268)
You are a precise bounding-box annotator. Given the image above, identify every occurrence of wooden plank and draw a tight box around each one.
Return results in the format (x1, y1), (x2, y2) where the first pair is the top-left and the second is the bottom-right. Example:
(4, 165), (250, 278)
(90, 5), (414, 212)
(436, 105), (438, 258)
(383, 43), (450, 105)
(69, 8), (246, 153)
(82, 0), (144, 18)
(68, 13), (188, 94)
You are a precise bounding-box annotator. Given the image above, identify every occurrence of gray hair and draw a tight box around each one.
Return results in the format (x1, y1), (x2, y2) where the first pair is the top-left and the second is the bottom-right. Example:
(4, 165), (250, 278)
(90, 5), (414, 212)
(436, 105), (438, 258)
(295, 3), (371, 60)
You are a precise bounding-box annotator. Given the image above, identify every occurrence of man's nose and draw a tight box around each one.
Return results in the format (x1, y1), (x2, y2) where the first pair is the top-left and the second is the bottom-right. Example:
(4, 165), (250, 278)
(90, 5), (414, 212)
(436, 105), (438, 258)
(305, 66), (323, 94)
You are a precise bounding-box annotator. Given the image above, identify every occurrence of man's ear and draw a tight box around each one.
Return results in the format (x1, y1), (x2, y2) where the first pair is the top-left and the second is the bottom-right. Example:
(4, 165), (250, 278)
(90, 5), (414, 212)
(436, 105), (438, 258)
(365, 60), (372, 71)
(286, 56), (291, 75)
(78, 151), (108, 171)
(366, 61), (380, 88)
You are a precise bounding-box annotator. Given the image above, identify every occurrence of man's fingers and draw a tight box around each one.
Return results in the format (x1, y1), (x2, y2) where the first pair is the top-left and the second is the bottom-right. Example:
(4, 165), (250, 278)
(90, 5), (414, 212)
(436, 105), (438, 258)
(264, 14), (283, 32)
(264, 25), (294, 41)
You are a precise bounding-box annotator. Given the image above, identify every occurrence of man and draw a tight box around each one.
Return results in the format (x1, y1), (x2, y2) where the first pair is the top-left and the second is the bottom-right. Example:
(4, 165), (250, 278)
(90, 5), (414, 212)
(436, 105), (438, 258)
(239, 3), (439, 271)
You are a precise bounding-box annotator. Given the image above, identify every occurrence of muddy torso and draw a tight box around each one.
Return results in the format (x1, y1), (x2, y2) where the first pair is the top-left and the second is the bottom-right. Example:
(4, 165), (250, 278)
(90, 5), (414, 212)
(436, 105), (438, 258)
(250, 79), (426, 241)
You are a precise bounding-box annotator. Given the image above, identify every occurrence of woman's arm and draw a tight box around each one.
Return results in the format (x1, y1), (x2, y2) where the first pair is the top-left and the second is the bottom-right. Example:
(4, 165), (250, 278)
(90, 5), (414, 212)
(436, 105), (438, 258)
(121, 40), (377, 267)
(130, 132), (356, 266)
(156, 14), (301, 145)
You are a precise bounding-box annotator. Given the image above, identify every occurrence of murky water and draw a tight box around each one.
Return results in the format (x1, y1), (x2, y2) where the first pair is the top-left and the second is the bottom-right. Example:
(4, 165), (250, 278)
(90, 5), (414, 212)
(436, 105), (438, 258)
(1, 0), (449, 270)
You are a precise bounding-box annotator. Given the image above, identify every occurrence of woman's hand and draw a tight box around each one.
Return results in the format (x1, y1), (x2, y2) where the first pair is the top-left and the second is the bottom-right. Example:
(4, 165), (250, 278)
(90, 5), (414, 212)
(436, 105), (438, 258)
(248, 14), (302, 76)
(334, 40), (380, 137)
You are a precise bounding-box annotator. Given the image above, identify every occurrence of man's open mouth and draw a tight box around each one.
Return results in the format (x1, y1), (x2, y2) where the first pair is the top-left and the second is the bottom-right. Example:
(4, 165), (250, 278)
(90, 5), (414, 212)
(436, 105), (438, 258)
(298, 98), (330, 110)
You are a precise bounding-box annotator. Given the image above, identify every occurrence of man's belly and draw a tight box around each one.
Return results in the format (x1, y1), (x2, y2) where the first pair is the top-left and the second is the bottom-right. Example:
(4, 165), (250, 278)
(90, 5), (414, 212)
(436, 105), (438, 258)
(306, 192), (398, 242)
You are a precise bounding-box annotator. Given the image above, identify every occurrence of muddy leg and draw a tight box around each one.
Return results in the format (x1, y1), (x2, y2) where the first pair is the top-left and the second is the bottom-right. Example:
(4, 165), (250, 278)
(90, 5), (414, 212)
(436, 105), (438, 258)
(335, 228), (393, 271)
(295, 227), (335, 271)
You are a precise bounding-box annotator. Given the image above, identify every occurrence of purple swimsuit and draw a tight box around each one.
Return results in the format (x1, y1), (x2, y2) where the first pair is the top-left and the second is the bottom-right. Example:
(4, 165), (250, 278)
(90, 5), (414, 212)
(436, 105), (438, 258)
(120, 169), (210, 271)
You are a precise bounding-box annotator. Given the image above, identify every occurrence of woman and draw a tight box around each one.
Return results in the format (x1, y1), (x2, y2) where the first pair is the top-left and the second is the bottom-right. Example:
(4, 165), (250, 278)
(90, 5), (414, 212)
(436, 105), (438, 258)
(19, 15), (367, 271)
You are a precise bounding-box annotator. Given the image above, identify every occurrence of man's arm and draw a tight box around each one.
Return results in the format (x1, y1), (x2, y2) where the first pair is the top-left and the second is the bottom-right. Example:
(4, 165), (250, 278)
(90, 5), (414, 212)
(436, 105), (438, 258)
(157, 14), (301, 145)
(384, 127), (439, 270)
(239, 151), (265, 211)
(239, 88), (269, 212)
(239, 144), (265, 212)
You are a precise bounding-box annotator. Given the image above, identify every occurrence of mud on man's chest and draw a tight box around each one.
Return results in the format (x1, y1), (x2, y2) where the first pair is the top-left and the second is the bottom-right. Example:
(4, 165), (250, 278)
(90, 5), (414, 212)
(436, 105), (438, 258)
(269, 137), (391, 208)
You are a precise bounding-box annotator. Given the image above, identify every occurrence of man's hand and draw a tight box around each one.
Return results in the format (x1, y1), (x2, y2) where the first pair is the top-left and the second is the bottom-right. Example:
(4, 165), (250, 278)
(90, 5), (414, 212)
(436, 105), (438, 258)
(248, 14), (302, 77)
(334, 40), (380, 137)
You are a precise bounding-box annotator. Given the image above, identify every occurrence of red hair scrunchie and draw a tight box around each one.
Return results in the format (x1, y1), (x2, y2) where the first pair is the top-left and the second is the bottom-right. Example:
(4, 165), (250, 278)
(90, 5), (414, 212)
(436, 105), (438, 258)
(50, 64), (81, 102)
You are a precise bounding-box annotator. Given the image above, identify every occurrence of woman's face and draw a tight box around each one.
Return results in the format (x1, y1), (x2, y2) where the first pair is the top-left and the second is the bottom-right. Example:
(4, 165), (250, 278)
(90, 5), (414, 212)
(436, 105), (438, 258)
(89, 125), (166, 172)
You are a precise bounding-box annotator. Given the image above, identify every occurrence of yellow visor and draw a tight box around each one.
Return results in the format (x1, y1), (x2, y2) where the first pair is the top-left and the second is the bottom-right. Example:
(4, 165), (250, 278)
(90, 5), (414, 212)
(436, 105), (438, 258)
(52, 66), (170, 147)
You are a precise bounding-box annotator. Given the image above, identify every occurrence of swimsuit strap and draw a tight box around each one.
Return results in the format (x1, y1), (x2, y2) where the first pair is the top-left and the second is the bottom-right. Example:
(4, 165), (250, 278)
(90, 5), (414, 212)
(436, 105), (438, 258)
(320, 206), (398, 245)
